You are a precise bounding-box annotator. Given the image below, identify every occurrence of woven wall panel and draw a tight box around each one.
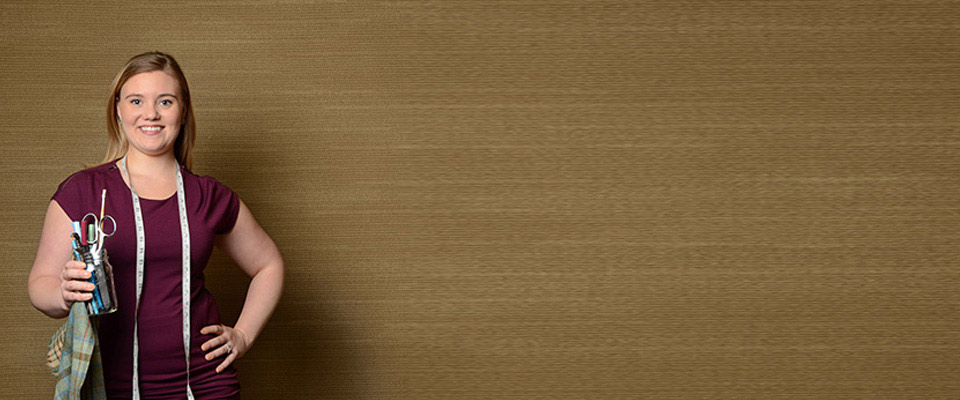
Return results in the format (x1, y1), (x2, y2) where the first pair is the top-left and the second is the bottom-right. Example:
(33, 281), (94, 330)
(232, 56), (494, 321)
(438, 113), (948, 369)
(2, 1), (959, 398)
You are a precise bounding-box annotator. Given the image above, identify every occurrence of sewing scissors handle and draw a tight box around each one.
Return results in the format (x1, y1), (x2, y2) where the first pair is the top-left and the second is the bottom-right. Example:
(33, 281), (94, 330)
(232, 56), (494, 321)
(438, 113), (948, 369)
(81, 212), (116, 245)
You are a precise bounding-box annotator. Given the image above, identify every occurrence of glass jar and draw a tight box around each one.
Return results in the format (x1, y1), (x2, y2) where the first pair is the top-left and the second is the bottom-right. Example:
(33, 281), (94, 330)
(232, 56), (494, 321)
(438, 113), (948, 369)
(82, 247), (118, 316)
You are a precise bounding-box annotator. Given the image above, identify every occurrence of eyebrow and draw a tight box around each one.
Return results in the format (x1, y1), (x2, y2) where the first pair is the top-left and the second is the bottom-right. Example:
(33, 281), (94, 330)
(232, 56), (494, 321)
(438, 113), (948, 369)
(124, 93), (179, 99)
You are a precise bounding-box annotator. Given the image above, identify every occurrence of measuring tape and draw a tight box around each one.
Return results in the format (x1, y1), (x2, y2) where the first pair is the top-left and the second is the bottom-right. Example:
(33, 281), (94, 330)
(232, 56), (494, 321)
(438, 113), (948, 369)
(121, 155), (195, 400)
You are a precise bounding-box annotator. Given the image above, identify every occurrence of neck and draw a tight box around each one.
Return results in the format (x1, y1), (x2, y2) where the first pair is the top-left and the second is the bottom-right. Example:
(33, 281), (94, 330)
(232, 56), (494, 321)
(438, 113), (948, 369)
(123, 149), (178, 177)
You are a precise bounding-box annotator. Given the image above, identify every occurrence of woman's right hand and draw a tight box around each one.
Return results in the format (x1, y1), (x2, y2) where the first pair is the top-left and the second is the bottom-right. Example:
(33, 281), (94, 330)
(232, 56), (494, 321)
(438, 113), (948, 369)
(60, 260), (94, 309)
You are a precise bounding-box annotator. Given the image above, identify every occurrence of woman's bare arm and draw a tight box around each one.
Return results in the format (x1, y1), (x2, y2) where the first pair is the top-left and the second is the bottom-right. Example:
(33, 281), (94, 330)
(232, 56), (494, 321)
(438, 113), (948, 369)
(28, 200), (93, 319)
(213, 199), (285, 346)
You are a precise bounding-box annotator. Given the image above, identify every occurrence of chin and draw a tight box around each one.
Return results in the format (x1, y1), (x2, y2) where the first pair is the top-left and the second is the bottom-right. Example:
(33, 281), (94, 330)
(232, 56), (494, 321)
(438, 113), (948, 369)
(132, 145), (174, 156)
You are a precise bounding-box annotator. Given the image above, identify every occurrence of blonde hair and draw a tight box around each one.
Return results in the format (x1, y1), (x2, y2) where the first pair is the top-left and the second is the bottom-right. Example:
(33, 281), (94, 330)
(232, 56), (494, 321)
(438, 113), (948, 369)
(98, 51), (196, 170)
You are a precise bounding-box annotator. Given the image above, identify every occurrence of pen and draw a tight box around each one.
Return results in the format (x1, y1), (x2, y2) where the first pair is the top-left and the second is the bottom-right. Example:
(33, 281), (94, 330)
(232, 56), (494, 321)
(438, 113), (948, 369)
(80, 249), (104, 313)
(70, 233), (82, 262)
(73, 232), (103, 313)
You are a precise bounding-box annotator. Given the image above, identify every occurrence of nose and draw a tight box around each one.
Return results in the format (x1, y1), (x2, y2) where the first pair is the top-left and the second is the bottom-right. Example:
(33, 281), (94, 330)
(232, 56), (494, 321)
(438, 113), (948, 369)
(145, 101), (161, 120)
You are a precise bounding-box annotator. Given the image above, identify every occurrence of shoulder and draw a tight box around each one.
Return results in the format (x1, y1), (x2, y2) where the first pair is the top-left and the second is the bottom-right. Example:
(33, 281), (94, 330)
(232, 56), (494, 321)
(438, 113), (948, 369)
(53, 160), (118, 195)
(183, 170), (242, 234)
(183, 169), (241, 211)
(51, 160), (119, 221)
(185, 170), (237, 195)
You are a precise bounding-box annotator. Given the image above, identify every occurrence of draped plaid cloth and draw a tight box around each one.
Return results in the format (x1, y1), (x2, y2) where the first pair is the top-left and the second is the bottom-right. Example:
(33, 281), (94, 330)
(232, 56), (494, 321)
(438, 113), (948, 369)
(47, 302), (106, 400)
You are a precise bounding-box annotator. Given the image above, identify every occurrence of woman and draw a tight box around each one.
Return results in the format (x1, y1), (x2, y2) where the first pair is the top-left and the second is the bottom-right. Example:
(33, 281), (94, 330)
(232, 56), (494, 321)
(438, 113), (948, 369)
(28, 51), (284, 399)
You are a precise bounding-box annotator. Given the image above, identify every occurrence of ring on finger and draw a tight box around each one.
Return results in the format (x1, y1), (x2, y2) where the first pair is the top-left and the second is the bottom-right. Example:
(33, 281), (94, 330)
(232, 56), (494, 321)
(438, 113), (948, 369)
(225, 343), (232, 354)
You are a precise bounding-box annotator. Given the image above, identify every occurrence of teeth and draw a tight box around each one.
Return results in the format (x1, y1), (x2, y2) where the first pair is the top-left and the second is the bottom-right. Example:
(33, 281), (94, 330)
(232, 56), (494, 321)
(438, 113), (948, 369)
(141, 127), (162, 132)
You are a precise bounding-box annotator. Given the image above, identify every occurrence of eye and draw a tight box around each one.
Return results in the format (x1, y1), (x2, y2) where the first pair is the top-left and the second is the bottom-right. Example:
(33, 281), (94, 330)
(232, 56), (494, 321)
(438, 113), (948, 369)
(131, 99), (141, 105)
(160, 99), (173, 106)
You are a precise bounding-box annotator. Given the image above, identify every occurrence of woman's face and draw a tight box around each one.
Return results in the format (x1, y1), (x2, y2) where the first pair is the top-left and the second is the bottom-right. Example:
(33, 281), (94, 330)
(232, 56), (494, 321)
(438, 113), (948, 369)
(116, 70), (184, 157)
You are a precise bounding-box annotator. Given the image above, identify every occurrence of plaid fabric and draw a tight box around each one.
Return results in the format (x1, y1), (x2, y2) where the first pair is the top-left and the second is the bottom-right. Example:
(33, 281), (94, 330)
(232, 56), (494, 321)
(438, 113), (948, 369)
(48, 302), (106, 400)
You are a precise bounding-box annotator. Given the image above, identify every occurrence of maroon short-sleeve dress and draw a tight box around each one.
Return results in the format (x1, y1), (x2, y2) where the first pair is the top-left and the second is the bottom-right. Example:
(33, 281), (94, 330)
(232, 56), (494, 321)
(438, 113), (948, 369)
(51, 158), (242, 399)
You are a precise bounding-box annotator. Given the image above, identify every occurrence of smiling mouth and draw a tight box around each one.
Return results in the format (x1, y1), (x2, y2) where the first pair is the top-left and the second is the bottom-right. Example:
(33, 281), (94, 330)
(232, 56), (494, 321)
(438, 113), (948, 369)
(139, 126), (164, 135)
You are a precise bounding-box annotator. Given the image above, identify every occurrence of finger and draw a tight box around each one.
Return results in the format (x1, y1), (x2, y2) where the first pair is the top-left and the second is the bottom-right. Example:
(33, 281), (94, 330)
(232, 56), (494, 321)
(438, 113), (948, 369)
(202, 335), (227, 351)
(61, 280), (94, 297)
(65, 291), (93, 302)
(64, 261), (87, 274)
(201, 324), (224, 335)
(205, 343), (231, 361)
(64, 267), (92, 281)
(66, 280), (96, 293)
(216, 351), (238, 374)
(62, 267), (90, 282)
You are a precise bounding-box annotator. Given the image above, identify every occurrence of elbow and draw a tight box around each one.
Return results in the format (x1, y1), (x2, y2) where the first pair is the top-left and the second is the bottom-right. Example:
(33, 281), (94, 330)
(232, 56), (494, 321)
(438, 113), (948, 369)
(252, 258), (285, 286)
(27, 275), (68, 320)
(271, 260), (285, 288)
(26, 276), (45, 313)
(271, 259), (286, 296)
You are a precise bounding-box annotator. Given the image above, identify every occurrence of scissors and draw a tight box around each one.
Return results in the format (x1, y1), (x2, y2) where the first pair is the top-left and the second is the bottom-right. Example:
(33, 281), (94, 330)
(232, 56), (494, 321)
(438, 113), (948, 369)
(81, 212), (116, 253)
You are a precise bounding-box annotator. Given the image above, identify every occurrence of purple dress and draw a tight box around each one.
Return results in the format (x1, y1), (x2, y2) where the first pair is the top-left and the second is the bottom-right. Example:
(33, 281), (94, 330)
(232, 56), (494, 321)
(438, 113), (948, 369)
(51, 158), (242, 399)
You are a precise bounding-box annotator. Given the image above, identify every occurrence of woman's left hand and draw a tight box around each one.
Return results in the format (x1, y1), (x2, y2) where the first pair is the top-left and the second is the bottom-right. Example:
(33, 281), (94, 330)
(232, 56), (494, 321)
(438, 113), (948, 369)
(200, 324), (251, 373)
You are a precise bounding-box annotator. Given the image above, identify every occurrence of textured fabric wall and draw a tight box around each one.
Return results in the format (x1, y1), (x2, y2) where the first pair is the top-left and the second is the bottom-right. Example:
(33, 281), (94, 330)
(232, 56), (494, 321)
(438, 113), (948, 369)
(3, 1), (959, 398)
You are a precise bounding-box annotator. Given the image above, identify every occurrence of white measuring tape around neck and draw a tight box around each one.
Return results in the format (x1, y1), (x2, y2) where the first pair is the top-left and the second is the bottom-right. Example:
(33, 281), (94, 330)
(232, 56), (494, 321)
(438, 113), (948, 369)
(120, 155), (195, 400)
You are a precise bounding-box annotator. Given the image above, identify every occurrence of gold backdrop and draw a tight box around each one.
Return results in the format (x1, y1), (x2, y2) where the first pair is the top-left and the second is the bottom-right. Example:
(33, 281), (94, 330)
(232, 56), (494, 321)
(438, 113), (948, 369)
(3, 1), (959, 398)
